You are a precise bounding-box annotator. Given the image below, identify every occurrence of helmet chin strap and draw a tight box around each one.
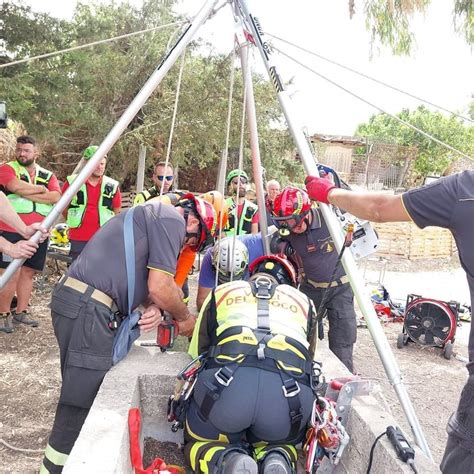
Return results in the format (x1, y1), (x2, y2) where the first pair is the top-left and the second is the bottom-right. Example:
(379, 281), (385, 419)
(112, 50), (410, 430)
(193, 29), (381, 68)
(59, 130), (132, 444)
(179, 205), (200, 244)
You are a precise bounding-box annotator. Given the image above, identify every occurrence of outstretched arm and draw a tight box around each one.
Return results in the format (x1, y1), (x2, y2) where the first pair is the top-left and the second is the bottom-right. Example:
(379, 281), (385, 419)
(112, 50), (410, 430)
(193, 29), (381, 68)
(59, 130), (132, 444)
(305, 176), (411, 223)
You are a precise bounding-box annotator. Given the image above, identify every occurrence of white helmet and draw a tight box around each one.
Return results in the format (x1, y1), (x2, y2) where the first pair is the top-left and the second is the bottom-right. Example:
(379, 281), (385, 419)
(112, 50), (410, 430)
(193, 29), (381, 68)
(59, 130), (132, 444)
(212, 238), (249, 283)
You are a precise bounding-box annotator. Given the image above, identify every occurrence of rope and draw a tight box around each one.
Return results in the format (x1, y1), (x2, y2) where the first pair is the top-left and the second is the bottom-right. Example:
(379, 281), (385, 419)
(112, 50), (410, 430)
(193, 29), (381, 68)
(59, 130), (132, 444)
(0, 21), (187, 70)
(230, 40), (251, 282)
(215, 48), (237, 288)
(273, 45), (474, 162)
(160, 49), (187, 196)
(267, 32), (473, 124)
(0, 438), (44, 454)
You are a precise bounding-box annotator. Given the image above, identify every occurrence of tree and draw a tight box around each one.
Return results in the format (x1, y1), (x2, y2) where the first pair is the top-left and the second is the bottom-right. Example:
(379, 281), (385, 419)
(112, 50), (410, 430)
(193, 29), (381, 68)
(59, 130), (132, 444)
(349, 0), (474, 55)
(355, 105), (474, 175)
(0, 0), (298, 190)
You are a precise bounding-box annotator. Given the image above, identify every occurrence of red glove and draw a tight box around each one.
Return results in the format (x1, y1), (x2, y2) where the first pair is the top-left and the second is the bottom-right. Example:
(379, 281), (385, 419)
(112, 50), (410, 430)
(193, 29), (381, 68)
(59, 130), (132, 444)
(305, 175), (337, 204)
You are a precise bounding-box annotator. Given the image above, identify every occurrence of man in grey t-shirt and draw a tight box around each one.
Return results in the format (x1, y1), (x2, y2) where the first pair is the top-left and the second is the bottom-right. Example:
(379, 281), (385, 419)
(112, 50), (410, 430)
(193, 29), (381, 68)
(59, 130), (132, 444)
(42, 198), (215, 474)
(305, 171), (474, 473)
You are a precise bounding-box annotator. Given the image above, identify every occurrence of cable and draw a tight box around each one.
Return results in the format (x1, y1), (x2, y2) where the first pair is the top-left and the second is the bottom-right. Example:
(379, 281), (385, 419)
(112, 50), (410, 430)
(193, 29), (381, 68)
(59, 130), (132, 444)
(272, 45), (474, 162)
(215, 47), (237, 288)
(267, 32), (473, 124)
(160, 49), (187, 196)
(0, 21), (187, 70)
(366, 431), (386, 473)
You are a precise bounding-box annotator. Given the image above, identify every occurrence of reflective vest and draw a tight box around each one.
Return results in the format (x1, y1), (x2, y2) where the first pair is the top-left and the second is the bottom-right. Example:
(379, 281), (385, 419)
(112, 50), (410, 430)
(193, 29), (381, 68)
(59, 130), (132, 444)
(4, 161), (54, 217)
(133, 186), (159, 206)
(195, 280), (315, 433)
(133, 188), (180, 206)
(224, 197), (258, 235)
(213, 280), (310, 347)
(66, 175), (119, 228)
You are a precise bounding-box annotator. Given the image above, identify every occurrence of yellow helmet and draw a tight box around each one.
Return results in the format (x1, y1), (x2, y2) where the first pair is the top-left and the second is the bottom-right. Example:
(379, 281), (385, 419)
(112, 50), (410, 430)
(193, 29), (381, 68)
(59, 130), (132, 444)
(50, 223), (69, 246)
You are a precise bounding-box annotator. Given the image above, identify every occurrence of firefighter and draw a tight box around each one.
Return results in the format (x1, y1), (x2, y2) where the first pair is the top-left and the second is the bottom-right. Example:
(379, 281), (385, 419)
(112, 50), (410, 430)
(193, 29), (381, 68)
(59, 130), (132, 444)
(197, 234), (261, 310)
(41, 195), (216, 473)
(62, 145), (122, 261)
(304, 172), (474, 474)
(185, 255), (317, 474)
(224, 169), (259, 236)
(146, 190), (228, 305)
(272, 187), (358, 373)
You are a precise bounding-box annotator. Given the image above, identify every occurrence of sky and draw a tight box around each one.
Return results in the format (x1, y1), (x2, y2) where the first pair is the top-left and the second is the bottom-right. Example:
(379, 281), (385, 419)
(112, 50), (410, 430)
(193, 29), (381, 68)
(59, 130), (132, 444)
(20, 0), (474, 136)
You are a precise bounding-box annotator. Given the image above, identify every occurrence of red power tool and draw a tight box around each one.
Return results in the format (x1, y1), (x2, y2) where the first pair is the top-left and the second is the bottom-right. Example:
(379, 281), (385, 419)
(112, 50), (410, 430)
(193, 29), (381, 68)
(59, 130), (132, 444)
(157, 314), (179, 352)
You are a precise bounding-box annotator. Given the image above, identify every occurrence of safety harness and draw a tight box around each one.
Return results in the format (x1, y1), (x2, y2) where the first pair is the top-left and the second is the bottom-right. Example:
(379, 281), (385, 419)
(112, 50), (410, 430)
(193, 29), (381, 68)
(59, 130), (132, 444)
(199, 276), (314, 441)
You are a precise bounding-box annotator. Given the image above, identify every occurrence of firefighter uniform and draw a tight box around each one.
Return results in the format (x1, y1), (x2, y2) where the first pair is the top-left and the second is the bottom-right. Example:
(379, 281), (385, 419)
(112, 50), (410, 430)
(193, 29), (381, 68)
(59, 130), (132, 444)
(41, 203), (187, 473)
(284, 208), (357, 373)
(185, 279), (317, 473)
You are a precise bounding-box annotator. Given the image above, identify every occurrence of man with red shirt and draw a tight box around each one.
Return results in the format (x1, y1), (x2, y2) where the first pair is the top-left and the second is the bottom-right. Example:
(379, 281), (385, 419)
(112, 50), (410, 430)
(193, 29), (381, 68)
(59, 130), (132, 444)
(0, 135), (61, 331)
(62, 146), (122, 261)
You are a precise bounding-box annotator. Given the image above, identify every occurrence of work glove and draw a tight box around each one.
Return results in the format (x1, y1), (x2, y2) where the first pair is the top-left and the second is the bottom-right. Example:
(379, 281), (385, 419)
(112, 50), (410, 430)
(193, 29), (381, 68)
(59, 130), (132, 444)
(305, 175), (337, 204)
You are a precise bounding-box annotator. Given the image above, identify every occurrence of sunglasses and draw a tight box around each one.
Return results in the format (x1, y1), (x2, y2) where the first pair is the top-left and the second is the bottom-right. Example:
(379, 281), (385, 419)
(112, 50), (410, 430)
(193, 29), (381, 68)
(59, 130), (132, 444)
(156, 175), (174, 181)
(231, 178), (248, 185)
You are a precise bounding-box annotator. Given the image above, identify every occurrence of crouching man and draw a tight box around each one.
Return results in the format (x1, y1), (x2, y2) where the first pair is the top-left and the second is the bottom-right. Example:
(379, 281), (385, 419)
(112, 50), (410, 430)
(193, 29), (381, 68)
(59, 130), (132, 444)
(185, 255), (317, 473)
(41, 195), (216, 473)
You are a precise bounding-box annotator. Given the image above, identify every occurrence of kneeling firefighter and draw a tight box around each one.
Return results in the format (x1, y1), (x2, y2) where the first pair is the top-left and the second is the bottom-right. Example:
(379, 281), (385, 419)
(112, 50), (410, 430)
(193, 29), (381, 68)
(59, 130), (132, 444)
(183, 255), (318, 473)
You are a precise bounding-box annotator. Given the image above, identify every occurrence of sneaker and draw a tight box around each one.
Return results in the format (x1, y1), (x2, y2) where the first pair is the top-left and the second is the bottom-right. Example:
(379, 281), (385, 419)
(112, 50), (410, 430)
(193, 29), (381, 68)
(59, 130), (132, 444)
(261, 452), (292, 474)
(13, 310), (39, 327)
(0, 312), (14, 334)
(221, 452), (258, 474)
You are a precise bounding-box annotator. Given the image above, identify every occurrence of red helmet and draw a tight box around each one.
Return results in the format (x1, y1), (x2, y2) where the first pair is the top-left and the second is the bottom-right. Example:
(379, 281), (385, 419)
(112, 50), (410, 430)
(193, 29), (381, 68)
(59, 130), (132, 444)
(272, 187), (312, 229)
(249, 254), (297, 287)
(177, 193), (217, 252)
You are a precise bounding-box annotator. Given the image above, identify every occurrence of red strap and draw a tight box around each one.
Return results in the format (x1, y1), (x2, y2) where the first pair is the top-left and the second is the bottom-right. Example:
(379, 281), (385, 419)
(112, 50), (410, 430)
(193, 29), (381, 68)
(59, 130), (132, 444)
(128, 408), (184, 474)
(129, 408), (145, 473)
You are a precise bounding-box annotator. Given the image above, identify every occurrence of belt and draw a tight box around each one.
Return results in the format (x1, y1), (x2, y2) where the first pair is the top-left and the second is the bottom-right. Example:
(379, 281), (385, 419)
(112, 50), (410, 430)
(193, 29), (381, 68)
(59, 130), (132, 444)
(62, 276), (116, 310)
(307, 275), (350, 289)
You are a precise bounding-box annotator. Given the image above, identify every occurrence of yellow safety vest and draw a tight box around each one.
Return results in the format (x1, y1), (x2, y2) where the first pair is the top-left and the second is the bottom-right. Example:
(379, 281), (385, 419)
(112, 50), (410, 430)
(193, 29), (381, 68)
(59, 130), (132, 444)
(224, 197), (258, 235)
(66, 175), (119, 228)
(4, 161), (54, 217)
(213, 280), (310, 349)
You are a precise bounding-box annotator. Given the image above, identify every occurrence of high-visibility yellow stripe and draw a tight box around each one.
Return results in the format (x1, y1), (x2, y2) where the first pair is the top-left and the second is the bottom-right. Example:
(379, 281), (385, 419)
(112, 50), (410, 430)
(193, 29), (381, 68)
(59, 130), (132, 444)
(185, 419), (229, 444)
(200, 446), (226, 474)
(39, 463), (50, 474)
(147, 267), (174, 276)
(189, 441), (208, 471)
(44, 443), (68, 466)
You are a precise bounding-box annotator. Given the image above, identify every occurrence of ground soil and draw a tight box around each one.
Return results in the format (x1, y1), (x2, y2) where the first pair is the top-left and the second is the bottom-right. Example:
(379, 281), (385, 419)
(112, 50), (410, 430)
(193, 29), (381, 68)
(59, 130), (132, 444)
(0, 256), (470, 472)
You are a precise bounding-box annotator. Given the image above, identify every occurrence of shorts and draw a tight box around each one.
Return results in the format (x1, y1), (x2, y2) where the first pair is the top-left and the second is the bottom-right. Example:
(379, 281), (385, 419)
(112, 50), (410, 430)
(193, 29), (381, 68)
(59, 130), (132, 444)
(0, 231), (48, 271)
(69, 240), (88, 262)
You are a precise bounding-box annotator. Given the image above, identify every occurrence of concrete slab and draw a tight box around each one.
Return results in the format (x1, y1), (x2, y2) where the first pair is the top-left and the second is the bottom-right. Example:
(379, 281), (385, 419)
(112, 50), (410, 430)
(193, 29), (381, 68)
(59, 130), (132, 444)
(64, 345), (190, 473)
(65, 338), (438, 473)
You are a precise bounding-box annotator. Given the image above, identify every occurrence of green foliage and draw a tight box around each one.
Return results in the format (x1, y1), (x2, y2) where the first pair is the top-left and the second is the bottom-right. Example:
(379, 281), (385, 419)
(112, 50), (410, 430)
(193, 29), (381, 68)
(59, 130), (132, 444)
(354, 0), (473, 55)
(355, 105), (474, 175)
(0, 0), (296, 189)
(362, 0), (430, 56)
(454, 0), (474, 45)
